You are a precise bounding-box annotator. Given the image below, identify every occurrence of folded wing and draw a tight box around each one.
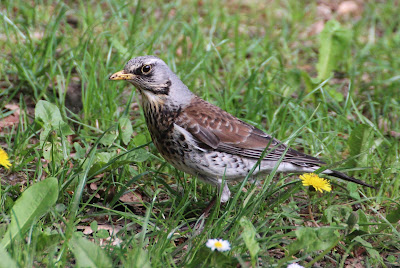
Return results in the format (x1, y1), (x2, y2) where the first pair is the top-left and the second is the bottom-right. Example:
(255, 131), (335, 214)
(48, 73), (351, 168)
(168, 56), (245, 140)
(176, 97), (325, 167)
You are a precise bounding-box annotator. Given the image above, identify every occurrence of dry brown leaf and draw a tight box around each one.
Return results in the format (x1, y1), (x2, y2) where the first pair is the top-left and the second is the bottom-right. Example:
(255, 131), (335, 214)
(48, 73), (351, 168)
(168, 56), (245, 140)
(119, 190), (143, 204)
(317, 4), (332, 20)
(0, 103), (21, 130)
(308, 20), (325, 36)
(337, 1), (359, 15)
(77, 224), (123, 235)
(5, 104), (20, 111)
(90, 183), (98, 190)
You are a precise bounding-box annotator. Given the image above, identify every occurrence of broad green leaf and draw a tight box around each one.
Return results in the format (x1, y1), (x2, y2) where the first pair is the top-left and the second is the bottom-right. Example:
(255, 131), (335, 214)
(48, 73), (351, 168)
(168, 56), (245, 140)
(327, 88), (344, 102)
(387, 255), (396, 264)
(87, 152), (117, 176)
(69, 234), (112, 268)
(347, 183), (361, 200)
(43, 141), (65, 162)
(282, 69), (302, 97)
(90, 221), (98, 232)
(357, 209), (370, 232)
(99, 131), (118, 146)
(119, 117), (134, 145)
(0, 177), (58, 248)
(288, 227), (339, 254)
(239, 217), (260, 263)
(96, 152), (115, 165)
(128, 148), (150, 163)
(39, 126), (52, 146)
(133, 133), (148, 146)
(317, 20), (352, 81)
(35, 227), (62, 252)
(386, 205), (400, 224)
(0, 246), (18, 268)
(346, 212), (359, 231)
(348, 124), (373, 167)
(323, 205), (352, 225)
(73, 142), (87, 159)
(35, 100), (64, 126)
(352, 236), (383, 265)
(301, 71), (319, 92)
(377, 206), (400, 232)
(35, 100), (74, 134)
(97, 229), (110, 239)
(35, 100), (73, 145)
(118, 148), (151, 164)
(89, 147), (149, 178)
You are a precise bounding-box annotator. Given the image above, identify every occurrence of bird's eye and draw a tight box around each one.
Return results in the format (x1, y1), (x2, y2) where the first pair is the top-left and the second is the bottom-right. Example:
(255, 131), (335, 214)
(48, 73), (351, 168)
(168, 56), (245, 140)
(141, 65), (152, 74)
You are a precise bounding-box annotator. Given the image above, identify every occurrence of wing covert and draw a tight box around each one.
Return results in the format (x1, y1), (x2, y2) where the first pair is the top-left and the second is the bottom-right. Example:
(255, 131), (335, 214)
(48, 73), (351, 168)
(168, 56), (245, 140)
(175, 97), (325, 166)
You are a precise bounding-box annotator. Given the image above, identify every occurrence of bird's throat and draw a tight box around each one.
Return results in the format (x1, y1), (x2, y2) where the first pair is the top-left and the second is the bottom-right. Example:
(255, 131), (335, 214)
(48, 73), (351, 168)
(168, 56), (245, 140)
(141, 94), (181, 138)
(141, 90), (166, 109)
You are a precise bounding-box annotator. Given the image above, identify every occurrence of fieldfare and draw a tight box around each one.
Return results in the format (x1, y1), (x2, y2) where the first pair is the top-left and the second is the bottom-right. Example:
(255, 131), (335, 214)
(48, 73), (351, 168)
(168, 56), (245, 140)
(110, 56), (373, 203)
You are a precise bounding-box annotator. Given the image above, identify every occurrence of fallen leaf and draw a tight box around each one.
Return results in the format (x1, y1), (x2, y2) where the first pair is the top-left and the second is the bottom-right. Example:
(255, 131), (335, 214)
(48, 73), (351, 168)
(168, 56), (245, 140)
(77, 224), (123, 236)
(317, 4), (332, 20)
(119, 190), (143, 204)
(90, 183), (98, 190)
(337, 1), (360, 15)
(308, 20), (325, 36)
(0, 103), (21, 130)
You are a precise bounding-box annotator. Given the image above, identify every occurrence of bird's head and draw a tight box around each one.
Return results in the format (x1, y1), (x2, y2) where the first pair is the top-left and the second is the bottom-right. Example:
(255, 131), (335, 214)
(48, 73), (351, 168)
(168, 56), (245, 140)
(109, 56), (193, 106)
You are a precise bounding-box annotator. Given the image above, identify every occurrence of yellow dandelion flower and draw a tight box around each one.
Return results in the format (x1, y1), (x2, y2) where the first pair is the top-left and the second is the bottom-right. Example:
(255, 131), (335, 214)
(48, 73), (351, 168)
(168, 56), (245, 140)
(0, 148), (12, 169)
(300, 173), (331, 193)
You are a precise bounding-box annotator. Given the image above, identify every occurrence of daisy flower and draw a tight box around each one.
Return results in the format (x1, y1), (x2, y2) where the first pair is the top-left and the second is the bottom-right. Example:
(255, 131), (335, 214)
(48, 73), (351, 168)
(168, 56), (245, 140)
(300, 173), (331, 193)
(0, 148), (11, 169)
(206, 238), (231, 252)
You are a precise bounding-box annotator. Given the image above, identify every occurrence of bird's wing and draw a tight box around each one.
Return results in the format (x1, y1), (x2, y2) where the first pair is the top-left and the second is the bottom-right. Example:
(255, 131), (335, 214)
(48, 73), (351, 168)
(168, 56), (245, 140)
(176, 97), (325, 167)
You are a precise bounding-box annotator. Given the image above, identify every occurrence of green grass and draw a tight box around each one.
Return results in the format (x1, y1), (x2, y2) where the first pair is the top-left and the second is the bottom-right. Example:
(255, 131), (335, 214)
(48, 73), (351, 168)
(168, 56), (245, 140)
(1, 0), (399, 267)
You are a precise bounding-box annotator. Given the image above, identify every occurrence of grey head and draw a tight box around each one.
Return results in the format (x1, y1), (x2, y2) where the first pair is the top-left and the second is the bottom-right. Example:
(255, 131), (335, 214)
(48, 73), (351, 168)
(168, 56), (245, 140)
(110, 55), (194, 106)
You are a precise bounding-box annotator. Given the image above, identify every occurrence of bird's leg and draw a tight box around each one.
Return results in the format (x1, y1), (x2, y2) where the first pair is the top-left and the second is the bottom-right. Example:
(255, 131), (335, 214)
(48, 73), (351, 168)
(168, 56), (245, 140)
(220, 182), (231, 203)
(200, 182), (230, 217)
(186, 195), (216, 234)
(201, 196), (217, 217)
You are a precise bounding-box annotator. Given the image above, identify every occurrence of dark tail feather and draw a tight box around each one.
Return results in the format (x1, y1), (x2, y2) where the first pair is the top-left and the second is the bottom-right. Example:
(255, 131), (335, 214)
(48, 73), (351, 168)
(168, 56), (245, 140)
(329, 170), (375, 189)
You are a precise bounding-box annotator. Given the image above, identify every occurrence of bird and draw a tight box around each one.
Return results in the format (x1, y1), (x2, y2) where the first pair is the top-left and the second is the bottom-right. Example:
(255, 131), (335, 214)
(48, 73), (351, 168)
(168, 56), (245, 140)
(109, 55), (374, 203)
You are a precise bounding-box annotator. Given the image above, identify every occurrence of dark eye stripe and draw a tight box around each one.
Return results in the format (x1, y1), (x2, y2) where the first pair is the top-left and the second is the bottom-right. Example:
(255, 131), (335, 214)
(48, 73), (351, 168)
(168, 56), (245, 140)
(142, 79), (171, 95)
(133, 64), (152, 75)
(133, 68), (142, 75)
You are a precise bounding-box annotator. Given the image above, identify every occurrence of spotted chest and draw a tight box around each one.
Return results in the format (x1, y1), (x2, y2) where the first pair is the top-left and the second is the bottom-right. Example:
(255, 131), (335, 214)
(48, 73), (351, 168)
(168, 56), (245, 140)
(140, 97), (256, 180)
(141, 99), (188, 160)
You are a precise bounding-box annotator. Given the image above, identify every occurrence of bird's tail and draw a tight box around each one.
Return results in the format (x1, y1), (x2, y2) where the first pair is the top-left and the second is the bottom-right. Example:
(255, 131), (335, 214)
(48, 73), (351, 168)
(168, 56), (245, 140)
(328, 170), (375, 189)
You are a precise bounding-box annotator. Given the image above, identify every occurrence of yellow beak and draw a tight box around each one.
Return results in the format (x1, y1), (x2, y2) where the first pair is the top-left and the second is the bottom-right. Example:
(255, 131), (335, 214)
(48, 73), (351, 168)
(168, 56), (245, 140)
(109, 70), (136, 80)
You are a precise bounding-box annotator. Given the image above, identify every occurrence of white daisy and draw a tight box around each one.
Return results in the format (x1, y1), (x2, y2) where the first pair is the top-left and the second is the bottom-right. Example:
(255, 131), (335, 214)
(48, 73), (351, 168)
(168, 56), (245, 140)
(206, 238), (231, 252)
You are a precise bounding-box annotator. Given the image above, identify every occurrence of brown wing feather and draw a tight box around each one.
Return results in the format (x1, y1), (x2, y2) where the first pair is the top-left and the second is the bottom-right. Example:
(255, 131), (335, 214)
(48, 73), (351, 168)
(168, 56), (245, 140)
(176, 97), (325, 167)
